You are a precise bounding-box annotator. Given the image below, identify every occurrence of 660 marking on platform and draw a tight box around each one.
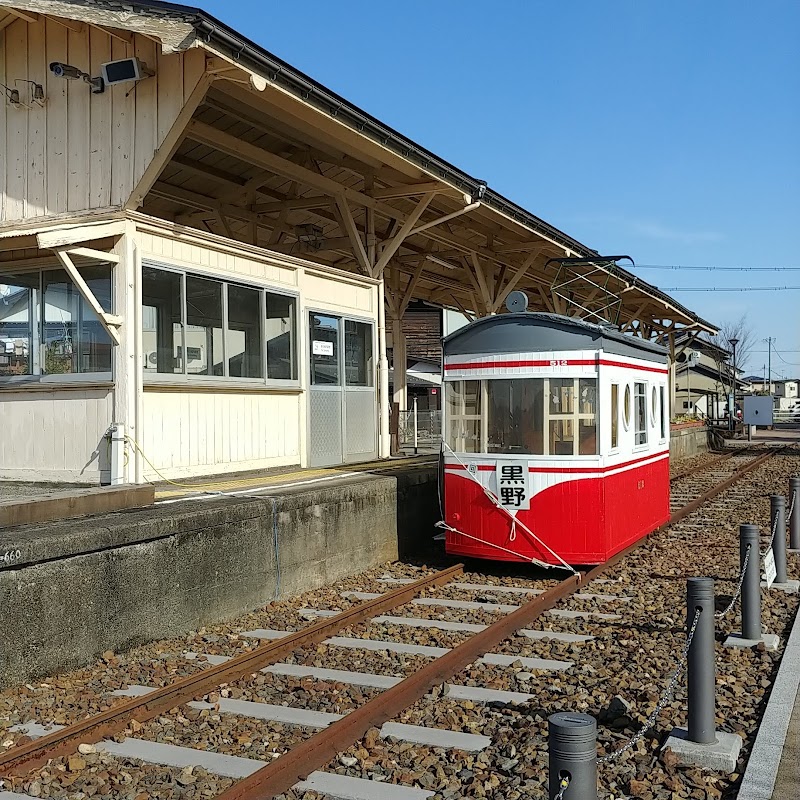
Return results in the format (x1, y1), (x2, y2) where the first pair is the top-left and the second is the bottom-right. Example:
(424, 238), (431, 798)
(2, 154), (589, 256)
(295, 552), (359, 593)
(1, 549), (21, 565)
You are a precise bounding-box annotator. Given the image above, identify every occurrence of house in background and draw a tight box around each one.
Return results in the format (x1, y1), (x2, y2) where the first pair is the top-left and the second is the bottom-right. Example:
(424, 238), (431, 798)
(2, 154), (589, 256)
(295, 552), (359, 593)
(673, 334), (745, 418)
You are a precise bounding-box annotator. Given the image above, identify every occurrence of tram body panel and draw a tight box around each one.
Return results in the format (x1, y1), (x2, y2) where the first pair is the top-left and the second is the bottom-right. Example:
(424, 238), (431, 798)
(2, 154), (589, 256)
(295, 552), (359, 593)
(440, 312), (670, 566)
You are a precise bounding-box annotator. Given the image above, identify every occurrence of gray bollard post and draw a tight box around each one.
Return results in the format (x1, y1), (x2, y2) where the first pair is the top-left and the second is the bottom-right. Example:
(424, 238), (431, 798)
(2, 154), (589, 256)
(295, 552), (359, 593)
(686, 578), (716, 744)
(790, 477), (800, 551)
(770, 495), (787, 584)
(740, 524), (762, 641)
(548, 713), (597, 800)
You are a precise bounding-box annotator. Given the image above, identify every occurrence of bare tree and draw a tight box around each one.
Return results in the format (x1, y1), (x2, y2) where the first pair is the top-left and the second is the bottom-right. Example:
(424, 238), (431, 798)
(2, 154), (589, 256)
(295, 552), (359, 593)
(702, 314), (756, 373)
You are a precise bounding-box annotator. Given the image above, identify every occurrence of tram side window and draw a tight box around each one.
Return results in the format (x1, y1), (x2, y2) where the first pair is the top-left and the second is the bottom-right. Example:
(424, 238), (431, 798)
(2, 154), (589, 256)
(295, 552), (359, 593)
(487, 378), (544, 454)
(446, 380), (482, 453)
(548, 377), (598, 456)
(611, 384), (619, 449)
(660, 385), (667, 440)
(635, 381), (647, 445)
(578, 378), (597, 455)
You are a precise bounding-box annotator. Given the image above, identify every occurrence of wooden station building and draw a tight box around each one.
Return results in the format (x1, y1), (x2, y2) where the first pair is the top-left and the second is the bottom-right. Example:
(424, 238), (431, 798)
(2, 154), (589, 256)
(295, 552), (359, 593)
(0, 0), (716, 483)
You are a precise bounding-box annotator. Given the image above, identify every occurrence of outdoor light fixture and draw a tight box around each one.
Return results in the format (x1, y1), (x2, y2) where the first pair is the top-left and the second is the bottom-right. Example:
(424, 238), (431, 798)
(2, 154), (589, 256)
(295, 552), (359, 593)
(1, 83), (20, 105)
(14, 79), (45, 105)
(49, 62), (104, 93)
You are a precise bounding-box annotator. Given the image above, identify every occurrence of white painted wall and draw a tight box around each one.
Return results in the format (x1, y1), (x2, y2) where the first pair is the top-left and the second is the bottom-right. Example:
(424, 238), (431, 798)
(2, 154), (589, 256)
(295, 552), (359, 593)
(0, 387), (113, 482)
(140, 389), (301, 480)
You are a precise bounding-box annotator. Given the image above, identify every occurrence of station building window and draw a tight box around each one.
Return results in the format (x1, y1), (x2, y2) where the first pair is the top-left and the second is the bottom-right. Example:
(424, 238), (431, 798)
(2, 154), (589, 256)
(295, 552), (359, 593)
(344, 320), (373, 387)
(142, 264), (297, 385)
(0, 265), (113, 381)
(634, 381), (647, 445)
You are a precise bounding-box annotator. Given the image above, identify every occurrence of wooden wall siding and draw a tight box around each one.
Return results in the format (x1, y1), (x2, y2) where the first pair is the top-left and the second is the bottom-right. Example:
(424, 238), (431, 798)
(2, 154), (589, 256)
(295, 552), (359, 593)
(141, 390), (301, 479)
(0, 18), (205, 223)
(401, 310), (443, 363)
(0, 388), (113, 481)
(137, 230), (299, 289)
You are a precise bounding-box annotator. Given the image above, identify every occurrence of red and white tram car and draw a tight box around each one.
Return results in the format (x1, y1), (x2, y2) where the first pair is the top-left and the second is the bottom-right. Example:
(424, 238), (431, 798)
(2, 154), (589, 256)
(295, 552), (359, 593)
(441, 310), (670, 565)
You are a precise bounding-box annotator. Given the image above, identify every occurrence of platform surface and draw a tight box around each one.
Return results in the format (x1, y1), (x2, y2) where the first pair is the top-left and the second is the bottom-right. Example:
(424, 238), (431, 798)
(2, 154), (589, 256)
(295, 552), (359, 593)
(153, 454), (437, 501)
(774, 684), (800, 798)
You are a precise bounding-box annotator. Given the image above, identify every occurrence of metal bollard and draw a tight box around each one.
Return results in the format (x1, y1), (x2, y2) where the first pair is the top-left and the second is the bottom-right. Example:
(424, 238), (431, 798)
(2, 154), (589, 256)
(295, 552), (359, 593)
(770, 495), (787, 584)
(686, 578), (716, 744)
(790, 478), (800, 550)
(548, 712), (597, 800)
(740, 524), (762, 641)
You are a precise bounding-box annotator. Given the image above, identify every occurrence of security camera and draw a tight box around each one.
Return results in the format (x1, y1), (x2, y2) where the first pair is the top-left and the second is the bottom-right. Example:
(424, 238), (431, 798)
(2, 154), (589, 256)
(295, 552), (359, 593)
(49, 62), (83, 80)
(49, 62), (104, 93)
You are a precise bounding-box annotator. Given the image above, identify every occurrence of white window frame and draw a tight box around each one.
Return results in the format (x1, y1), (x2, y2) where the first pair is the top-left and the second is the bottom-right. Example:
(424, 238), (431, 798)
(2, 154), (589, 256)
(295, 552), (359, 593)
(446, 375), (599, 457)
(0, 263), (115, 387)
(610, 382), (620, 452)
(142, 260), (300, 390)
(634, 381), (648, 448)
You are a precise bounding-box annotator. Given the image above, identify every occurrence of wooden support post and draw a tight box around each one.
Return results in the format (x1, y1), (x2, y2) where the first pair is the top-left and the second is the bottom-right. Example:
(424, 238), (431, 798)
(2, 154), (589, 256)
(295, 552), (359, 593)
(54, 250), (122, 345)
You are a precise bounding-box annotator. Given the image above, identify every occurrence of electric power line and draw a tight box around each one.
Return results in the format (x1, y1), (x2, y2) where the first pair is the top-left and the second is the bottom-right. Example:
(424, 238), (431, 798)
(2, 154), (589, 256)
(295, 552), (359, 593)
(662, 286), (800, 292)
(635, 264), (800, 271)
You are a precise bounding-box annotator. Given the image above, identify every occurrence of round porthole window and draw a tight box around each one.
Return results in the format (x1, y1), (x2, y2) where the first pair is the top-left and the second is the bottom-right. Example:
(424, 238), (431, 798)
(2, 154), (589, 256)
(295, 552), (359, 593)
(651, 385), (658, 426)
(623, 384), (632, 430)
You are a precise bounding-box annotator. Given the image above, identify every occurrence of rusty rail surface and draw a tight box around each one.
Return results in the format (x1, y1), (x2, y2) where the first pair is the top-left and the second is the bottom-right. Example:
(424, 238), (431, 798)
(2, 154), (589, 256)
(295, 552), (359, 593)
(669, 448), (744, 483)
(0, 564), (464, 776)
(668, 447), (778, 527)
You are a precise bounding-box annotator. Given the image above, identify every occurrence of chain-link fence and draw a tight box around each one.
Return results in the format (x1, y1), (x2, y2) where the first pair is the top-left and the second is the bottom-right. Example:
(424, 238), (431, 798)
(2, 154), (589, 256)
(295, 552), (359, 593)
(397, 410), (442, 452)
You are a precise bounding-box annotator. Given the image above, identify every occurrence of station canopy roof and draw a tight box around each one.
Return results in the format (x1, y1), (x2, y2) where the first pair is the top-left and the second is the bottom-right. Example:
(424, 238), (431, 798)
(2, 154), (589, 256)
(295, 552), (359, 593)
(1, 0), (718, 340)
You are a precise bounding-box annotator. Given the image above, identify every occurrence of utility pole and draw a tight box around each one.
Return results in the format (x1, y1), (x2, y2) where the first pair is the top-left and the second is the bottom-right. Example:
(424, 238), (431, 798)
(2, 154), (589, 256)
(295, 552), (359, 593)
(764, 337), (774, 394)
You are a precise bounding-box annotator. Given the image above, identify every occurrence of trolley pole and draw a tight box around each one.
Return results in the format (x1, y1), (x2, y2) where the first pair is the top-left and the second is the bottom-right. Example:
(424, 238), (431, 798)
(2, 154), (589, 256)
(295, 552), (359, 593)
(548, 713), (597, 800)
(686, 578), (715, 744)
(791, 477), (800, 552)
(770, 495), (787, 584)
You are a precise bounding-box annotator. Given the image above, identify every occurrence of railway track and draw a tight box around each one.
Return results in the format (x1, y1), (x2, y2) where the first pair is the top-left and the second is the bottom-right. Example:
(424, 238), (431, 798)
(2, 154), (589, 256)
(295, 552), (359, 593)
(0, 445), (798, 800)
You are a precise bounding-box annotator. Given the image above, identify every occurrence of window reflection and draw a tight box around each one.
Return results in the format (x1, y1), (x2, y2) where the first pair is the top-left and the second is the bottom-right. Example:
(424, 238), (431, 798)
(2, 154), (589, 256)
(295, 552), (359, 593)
(445, 376), (598, 456)
(0, 275), (37, 377)
(487, 378), (544, 454)
(42, 267), (112, 375)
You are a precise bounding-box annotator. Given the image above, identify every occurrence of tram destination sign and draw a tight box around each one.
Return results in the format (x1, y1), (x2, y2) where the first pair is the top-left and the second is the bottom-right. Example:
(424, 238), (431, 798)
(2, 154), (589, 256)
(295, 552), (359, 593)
(497, 460), (530, 511)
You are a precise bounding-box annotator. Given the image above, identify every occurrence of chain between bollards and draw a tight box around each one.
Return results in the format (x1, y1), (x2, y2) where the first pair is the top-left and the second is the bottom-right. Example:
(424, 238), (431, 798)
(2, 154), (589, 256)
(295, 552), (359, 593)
(597, 607), (702, 764)
(715, 544), (751, 619)
(553, 776), (570, 800)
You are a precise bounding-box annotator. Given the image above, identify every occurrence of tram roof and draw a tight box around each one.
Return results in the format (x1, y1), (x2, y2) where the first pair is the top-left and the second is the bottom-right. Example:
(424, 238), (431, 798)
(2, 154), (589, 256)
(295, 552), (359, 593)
(443, 312), (669, 365)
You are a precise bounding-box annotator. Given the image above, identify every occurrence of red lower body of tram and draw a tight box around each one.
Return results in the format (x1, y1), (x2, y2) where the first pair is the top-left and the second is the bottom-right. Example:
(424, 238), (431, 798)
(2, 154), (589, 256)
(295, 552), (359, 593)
(443, 454), (670, 565)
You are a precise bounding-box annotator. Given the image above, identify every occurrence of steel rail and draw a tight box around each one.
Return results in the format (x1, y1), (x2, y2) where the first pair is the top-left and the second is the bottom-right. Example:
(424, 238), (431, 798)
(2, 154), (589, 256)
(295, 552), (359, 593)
(667, 447), (779, 527)
(214, 571), (582, 800)
(215, 448), (785, 800)
(669, 448), (744, 483)
(0, 564), (464, 777)
(1, 447), (784, 788)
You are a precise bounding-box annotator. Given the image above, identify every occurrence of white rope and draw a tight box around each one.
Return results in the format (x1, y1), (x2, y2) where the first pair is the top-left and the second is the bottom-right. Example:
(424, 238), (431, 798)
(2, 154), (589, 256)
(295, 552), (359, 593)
(436, 521), (552, 567)
(442, 443), (578, 574)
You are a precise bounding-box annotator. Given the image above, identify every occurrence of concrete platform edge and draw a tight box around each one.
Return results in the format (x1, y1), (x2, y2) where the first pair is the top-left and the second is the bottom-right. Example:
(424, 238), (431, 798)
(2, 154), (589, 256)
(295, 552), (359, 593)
(736, 597), (800, 799)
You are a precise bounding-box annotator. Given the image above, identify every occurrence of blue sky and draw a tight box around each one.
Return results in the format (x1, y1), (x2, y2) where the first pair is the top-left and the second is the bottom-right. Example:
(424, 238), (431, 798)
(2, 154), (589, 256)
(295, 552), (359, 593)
(200, 0), (799, 374)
